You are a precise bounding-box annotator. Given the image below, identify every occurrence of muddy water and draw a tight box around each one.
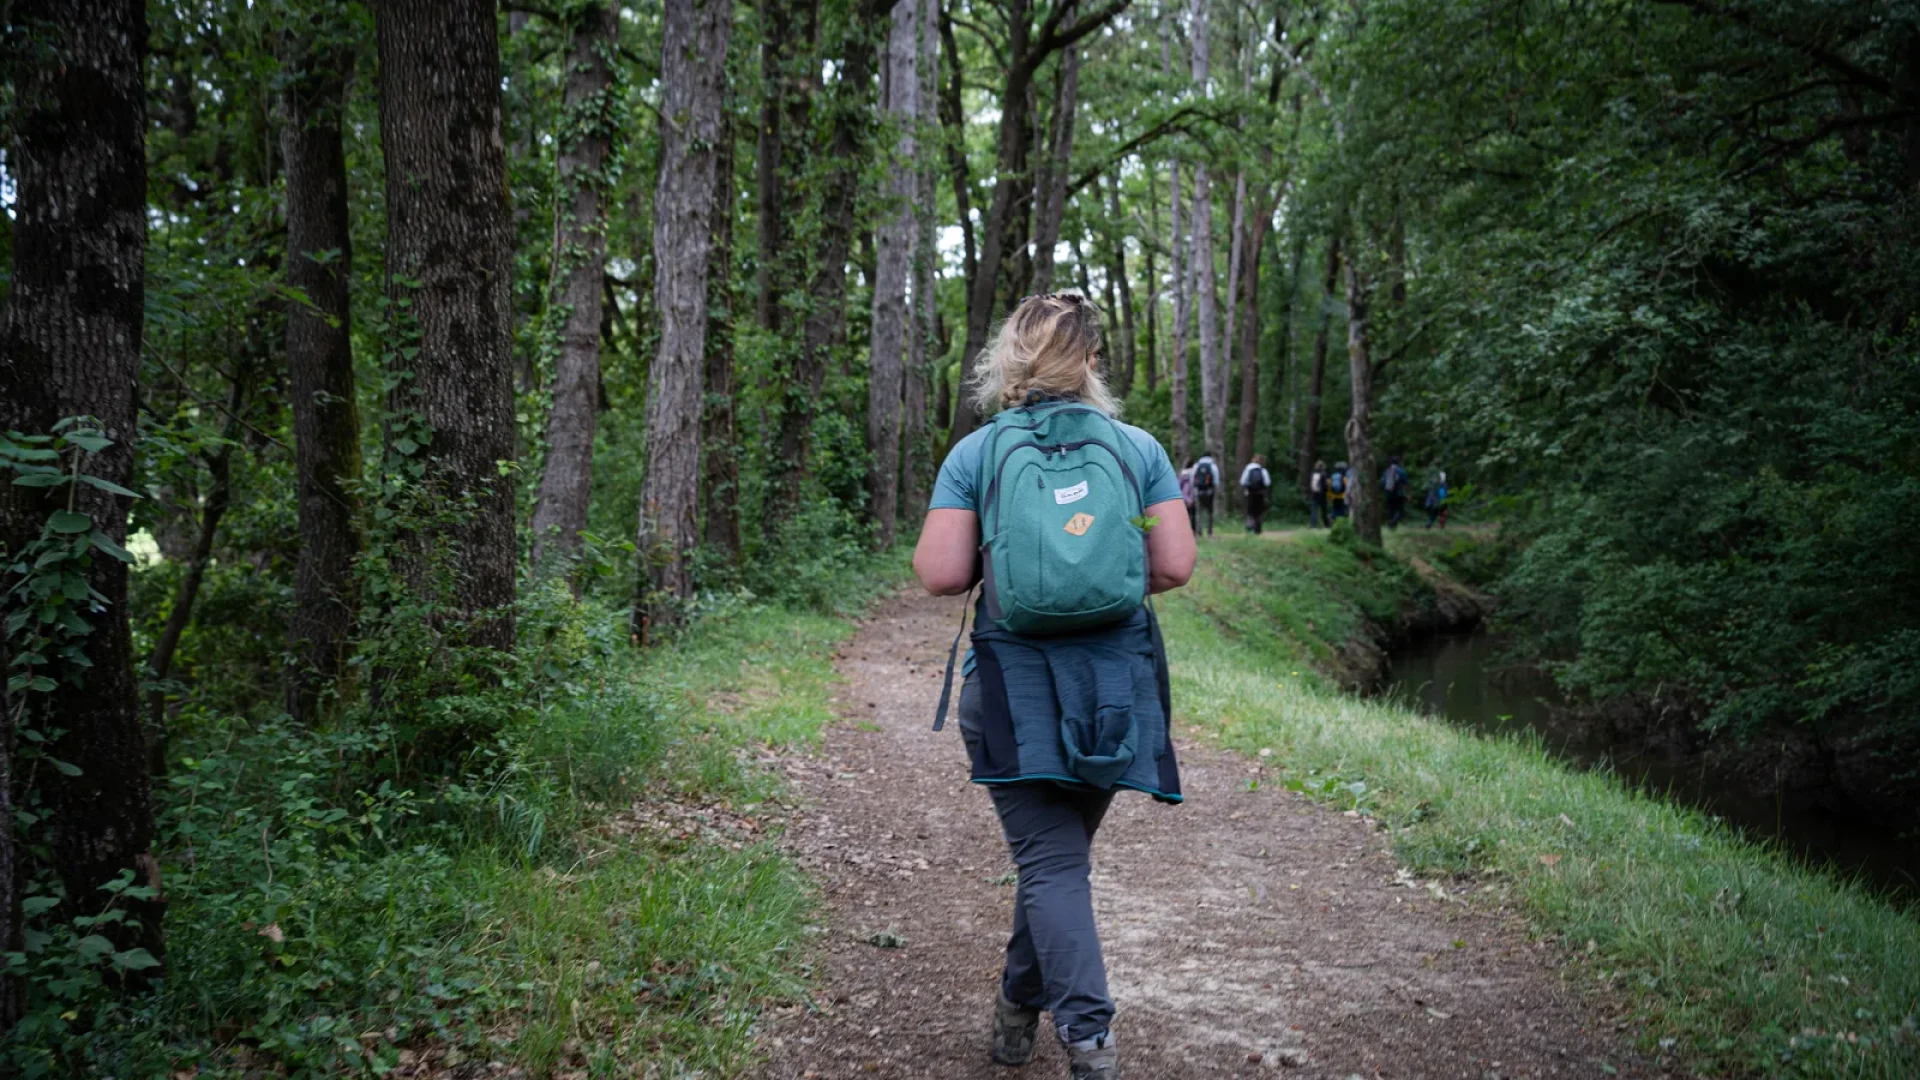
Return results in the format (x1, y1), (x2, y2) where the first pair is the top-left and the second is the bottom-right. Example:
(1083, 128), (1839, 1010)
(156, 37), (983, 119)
(1382, 632), (1920, 898)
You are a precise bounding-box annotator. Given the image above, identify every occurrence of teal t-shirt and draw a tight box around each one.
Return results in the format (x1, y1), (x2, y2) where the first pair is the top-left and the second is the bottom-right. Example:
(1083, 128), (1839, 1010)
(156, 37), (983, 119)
(930, 417), (1183, 512)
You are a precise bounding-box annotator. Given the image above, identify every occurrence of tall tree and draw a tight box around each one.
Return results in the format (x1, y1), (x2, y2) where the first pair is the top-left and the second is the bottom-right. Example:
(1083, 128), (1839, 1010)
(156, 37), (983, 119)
(941, 0), (1128, 457)
(901, 0), (941, 517)
(638, 0), (731, 622)
(1343, 236), (1382, 546)
(280, 5), (363, 720)
(0, 0), (163, 995)
(1295, 230), (1338, 494)
(868, 0), (922, 549)
(1163, 24), (1192, 462)
(531, 1), (620, 572)
(375, 0), (518, 651)
(1189, 0), (1226, 472)
(704, 106), (742, 561)
(1029, 41), (1081, 294)
(756, 0), (822, 332)
(769, 7), (884, 525)
(1107, 177), (1140, 396)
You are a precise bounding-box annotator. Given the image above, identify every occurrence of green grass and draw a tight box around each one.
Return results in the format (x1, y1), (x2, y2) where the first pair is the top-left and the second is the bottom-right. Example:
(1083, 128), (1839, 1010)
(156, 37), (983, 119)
(20, 554), (913, 1080)
(1160, 530), (1920, 1079)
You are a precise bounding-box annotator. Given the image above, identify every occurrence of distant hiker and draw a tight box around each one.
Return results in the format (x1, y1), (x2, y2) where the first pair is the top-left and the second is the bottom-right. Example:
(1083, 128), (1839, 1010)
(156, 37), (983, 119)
(1308, 459), (1329, 528)
(1240, 455), (1272, 534)
(912, 291), (1198, 1080)
(1179, 461), (1199, 531)
(1381, 455), (1409, 529)
(1192, 451), (1221, 536)
(1425, 470), (1450, 529)
(1328, 460), (1350, 520)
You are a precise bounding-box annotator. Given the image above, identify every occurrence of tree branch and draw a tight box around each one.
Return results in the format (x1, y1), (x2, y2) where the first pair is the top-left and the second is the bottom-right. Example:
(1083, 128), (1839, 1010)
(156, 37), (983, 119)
(1658, 0), (1906, 103)
(1062, 105), (1217, 199)
(1033, 0), (1129, 61)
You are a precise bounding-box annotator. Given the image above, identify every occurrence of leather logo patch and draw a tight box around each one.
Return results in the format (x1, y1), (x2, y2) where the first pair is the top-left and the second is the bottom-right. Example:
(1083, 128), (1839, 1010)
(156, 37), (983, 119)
(1063, 513), (1095, 536)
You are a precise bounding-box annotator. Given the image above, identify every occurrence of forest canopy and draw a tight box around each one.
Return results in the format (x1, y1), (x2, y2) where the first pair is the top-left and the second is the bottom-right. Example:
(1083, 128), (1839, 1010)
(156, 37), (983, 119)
(1, 0), (1917, 1072)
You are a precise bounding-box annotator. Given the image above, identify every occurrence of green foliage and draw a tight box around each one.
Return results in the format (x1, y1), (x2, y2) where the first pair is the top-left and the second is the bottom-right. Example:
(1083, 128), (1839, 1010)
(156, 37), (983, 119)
(5, 578), (874, 1076)
(1161, 538), (1920, 1079)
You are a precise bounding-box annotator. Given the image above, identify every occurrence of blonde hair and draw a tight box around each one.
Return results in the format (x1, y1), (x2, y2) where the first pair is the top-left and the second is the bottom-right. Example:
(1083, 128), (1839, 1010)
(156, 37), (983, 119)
(968, 292), (1121, 417)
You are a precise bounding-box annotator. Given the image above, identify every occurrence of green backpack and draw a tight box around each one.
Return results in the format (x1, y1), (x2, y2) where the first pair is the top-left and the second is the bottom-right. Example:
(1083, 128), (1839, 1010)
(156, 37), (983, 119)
(974, 401), (1150, 636)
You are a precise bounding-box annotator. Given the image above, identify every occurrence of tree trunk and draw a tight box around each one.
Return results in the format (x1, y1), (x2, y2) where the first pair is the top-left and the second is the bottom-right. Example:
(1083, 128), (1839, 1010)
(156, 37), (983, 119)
(1189, 0), (1225, 473)
(147, 378), (245, 761)
(771, 15), (879, 526)
(1296, 230), (1339, 494)
(1144, 167), (1161, 394)
(0, 0), (162, 997)
(1344, 248), (1382, 547)
(1163, 31), (1190, 462)
(704, 104), (742, 559)
(637, 0), (731, 625)
(1103, 175), (1139, 397)
(869, 0), (921, 550)
(1232, 191), (1271, 483)
(757, 0), (822, 331)
(375, 0), (518, 652)
(280, 12), (363, 721)
(1029, 42), (1079, 295)
(901, 0), (940, 518)
(531, 1), (618, 573)
(942, 0), (1125, 459)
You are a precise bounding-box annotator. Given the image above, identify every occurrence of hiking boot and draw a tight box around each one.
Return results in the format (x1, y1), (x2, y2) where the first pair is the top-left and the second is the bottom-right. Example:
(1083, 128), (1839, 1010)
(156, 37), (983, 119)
(1066, 1036), (1119, 1079)
(990, 992), (1040, 1066)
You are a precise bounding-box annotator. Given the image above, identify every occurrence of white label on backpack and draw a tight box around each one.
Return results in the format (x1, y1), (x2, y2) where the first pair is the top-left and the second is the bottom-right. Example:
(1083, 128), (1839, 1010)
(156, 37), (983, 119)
(1054, 480), (1089, 505)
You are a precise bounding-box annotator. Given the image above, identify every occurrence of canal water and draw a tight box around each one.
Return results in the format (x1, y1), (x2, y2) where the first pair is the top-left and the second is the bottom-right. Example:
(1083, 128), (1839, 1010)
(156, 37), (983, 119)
(1382, 632), (1919, 898)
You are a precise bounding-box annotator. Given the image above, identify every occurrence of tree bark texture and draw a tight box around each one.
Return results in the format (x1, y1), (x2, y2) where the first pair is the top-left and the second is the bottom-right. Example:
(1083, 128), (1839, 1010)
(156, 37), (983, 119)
(0, 0), (163, 991)
(1189, 0), (1225, 469)
(1343, 251), (1382, 547)
(1029, 42), (1080, 295)
(902, 0), (940, 517)
(1105, 177), (1139, 397)
(771, 12), (879, 526)
(375, 0), (519, 652)
(1144, 167), (1161, 394)
(868, 0), (920, 550)
(1232, 190), (1272, 481)
(639, 0), (731, 619)
(704, 107), (742, 559)
(280, 11), (363, 721)
(531, 1), (618, 572)
(1296, 231), (1339, 494)
(1168, 157), (1191, 462)
(756, 0), (822, 333)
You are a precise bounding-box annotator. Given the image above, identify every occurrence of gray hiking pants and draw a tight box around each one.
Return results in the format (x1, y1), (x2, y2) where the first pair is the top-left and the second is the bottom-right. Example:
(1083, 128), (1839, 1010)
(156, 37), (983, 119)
(959, 677), (1116, 1043)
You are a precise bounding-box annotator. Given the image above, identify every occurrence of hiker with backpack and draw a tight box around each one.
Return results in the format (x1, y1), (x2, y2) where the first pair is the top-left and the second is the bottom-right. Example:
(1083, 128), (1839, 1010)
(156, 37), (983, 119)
(912, 292), (1197, 1080)
(1191, 450), (1221, 536)
(1308, 459), (1329, 527)
(1381, 455), (1409, 528)
(1240, 454), (1272, 534)
(1425, 470), (1450, 529)
(1328, 460), (1350, 520)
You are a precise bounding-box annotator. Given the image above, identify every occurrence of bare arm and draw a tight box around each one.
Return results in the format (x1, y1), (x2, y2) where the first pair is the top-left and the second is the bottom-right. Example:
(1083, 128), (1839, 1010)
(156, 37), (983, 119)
(912, 508), (980, 596)
(1144, 497), (1196, 593)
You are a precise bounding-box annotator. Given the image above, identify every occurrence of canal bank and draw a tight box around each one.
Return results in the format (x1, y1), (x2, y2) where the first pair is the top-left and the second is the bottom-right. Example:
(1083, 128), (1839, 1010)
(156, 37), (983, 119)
(1157, 527), (1920, 1077)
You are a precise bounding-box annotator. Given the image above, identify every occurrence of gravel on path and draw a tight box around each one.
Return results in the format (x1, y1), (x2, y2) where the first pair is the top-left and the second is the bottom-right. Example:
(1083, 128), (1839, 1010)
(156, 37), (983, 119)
(758, 588), (1652, 1080)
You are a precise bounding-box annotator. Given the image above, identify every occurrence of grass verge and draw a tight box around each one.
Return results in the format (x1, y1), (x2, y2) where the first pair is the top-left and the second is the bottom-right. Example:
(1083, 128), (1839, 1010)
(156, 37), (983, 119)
(1162, 530), (1920, 1079)
(20, 554), (909, 1080)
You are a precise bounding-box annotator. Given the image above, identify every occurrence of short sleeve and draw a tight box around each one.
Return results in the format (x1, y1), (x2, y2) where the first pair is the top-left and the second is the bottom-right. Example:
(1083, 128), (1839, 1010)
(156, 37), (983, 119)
(1126, 426), (1183, 507)
(929, 427), (986, 511)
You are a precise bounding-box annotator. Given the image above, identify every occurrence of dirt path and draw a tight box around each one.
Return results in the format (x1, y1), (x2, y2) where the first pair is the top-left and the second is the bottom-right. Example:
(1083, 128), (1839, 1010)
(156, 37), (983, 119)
(759, 589), (1650, 1079)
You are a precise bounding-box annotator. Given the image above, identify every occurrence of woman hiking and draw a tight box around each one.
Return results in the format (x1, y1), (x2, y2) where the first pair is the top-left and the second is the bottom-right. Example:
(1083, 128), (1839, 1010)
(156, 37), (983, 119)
(913, 292), (1197, 1079)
